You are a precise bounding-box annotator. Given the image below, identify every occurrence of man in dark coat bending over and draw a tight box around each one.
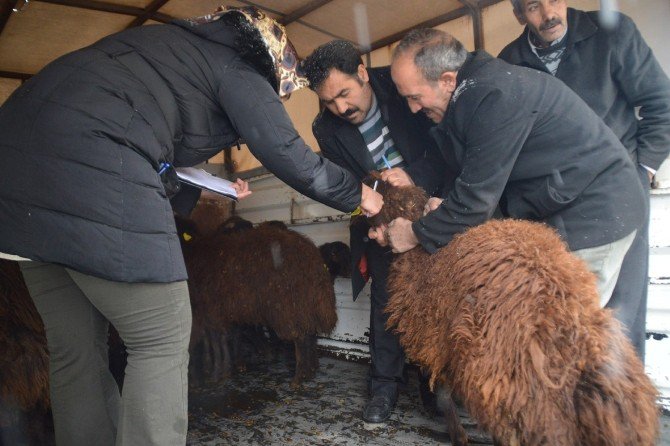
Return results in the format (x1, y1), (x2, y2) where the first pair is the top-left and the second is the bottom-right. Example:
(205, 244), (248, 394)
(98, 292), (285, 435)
(498, 0), (670, 361)
(374, 28), (646, 317)
(303, 40), (448, 424)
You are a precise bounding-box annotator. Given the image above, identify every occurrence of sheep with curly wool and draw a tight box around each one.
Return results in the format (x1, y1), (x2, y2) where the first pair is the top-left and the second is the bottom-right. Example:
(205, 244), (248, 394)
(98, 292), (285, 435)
(369, 179), (659, 446)
(180, 216), (337, 387)
(0, 259), (53, 444)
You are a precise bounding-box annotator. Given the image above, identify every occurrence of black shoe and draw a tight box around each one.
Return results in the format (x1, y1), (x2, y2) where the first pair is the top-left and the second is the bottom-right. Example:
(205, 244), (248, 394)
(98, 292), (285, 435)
(362, 394), (396, 423)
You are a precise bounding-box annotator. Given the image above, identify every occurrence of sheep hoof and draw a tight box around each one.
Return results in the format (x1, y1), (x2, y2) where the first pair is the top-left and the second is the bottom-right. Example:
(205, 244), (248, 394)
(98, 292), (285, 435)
(449, 433), (468, 446)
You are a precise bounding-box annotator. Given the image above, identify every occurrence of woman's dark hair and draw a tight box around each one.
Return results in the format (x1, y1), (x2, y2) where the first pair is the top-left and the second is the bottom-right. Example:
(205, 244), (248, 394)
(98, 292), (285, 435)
(219, 12), (278, 92)
(302, 40), (363, 91)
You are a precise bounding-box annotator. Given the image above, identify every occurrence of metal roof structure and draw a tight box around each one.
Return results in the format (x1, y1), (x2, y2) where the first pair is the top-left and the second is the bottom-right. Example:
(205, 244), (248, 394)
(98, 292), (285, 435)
(0, 0), (505, 80)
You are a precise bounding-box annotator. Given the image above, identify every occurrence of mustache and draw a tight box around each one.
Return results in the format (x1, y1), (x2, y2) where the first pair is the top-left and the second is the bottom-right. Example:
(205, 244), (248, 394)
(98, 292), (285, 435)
(540, 18), (562, 31)
(342, 108), (358, 117)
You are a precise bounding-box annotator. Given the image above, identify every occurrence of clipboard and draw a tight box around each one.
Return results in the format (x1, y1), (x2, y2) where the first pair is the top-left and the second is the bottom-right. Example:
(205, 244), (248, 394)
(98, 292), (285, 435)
(175, 167), (238, 200)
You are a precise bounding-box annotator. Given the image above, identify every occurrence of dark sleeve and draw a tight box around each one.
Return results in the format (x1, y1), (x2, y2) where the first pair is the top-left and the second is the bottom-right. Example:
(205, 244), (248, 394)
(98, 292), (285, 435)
(401, 113), (449, 196)
(217, 64), (361, 212)
(497, 33), (524, 62)
(497, 43), (513, 61)
(412, 86), (532, 253)
(169, 183), (202, 217)
(404, 147), (451, 197)
(612, 14), (670, 171)
(312, 117), (349, 170)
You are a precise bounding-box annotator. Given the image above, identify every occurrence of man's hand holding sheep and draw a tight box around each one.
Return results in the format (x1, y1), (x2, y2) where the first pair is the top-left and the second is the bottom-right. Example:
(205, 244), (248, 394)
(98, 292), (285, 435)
(368, 218), (417, 253)
(369, 195), (444, 253)
(380, 167), (414, 187)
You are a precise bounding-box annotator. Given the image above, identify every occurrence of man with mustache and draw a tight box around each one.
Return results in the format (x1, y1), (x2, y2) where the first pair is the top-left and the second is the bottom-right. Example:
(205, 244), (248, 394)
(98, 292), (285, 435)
(499, 0), (670, 360)
(376, 28), (646, 322)
(303, 40), (448, 424)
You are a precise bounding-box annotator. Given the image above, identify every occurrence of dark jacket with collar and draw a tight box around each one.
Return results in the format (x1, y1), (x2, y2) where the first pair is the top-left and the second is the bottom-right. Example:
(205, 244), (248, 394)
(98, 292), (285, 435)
(0, 20), (361, 283)
(312, 66), (445, 298)
(413, 51), (646, 254)
(498, 8), (670, 171)
(313, 66), (446, 195)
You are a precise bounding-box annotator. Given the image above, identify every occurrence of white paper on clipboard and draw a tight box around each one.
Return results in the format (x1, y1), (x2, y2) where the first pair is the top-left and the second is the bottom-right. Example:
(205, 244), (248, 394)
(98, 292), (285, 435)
(175, 167), (238, 200)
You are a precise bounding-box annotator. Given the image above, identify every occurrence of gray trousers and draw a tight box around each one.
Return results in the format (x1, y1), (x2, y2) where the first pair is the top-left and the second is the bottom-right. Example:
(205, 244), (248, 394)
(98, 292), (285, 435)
(606, 165), (651, 361)
(572, 229), (637, 308)
(19, 262), (191, 446)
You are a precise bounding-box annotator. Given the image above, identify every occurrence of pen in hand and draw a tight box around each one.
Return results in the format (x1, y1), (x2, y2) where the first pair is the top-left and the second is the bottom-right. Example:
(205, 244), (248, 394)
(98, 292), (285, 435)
(381, 155), (392, 170)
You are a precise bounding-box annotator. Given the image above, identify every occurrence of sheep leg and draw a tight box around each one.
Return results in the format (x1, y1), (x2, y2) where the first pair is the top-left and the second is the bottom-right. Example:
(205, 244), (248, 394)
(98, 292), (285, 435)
(266, 328), (280, 361)
(218, 328), (234, 380)
(291, 338), (304, 389)
(436, 385), (468, 446)
(247, 325), (270, 358)
(231, 326), (246, 372)
(188, 338), (203, 388)
(289, 334), (319, 389)
(306, 334), (319, 374)
(202, 329), (213, 380)
(207, 328), (228, 382)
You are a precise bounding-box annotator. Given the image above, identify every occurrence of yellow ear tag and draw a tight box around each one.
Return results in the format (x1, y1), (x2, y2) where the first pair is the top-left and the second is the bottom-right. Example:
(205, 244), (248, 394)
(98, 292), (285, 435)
(182, 232), (192, 242)
(350, 207), (362, 216)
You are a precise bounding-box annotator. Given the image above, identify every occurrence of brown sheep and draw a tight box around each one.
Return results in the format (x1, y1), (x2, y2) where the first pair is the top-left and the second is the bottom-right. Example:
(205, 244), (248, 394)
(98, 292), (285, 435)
(188, 192), (234, 236)
(0, 259), (53, 445)
(319, 241), (352, 283)
(0, 260), (49, 413)
(180, 217), (337, 387)
(369, 179), (660, 446)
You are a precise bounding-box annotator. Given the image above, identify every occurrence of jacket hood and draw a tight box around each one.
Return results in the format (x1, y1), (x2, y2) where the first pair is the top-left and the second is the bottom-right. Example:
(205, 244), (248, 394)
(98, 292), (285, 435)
(173, 6), (308, 97)
(173, 13), (279, 93)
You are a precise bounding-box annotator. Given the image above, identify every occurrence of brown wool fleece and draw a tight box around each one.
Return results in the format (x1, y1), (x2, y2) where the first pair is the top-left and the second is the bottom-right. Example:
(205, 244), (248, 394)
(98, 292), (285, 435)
(181, 217), (337, 385)
(371, 181), (659, 445)
(0, 259), (50, 412)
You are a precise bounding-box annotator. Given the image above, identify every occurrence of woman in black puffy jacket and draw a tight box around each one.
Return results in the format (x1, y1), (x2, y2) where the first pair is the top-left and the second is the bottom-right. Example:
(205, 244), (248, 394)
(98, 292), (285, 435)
(0, 6), (382, 445)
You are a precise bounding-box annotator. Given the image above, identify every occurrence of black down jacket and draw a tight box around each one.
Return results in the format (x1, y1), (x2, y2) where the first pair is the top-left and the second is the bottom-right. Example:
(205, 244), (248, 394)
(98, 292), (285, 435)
(0, 20), (361, 283)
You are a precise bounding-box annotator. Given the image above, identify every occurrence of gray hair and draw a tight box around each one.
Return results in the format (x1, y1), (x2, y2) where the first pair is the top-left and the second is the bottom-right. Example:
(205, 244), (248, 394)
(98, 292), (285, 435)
(392, 29), (468, 81)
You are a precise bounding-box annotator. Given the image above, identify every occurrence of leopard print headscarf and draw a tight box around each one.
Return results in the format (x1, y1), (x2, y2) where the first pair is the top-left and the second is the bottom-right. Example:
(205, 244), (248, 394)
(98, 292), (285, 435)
(185, 5), (309, 98)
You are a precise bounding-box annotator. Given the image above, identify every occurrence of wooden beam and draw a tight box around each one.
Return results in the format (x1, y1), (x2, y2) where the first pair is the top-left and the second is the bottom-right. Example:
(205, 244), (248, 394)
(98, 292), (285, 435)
(0, 0), (19, 36)
(35, 0), (173, 23)
(125, 0), (169, 28)
(0, 69), (32, 80)
(279, 0), (334, 25)
(460, 0), (484, 50)
(369, 6), (470, 52)
(478, 0), (506, 8)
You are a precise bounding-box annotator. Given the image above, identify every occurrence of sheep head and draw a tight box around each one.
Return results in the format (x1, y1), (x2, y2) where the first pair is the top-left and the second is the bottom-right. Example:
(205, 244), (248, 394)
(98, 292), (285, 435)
(364, 171), (428, 227)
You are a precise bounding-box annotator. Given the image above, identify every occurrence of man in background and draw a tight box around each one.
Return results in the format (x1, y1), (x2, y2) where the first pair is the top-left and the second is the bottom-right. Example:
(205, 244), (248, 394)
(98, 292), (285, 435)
(499, 0), (670, 359)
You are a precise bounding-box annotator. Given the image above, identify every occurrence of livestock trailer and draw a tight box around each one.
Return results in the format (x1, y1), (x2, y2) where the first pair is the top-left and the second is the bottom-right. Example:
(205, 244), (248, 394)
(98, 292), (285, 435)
(1, 0), (669, 444)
